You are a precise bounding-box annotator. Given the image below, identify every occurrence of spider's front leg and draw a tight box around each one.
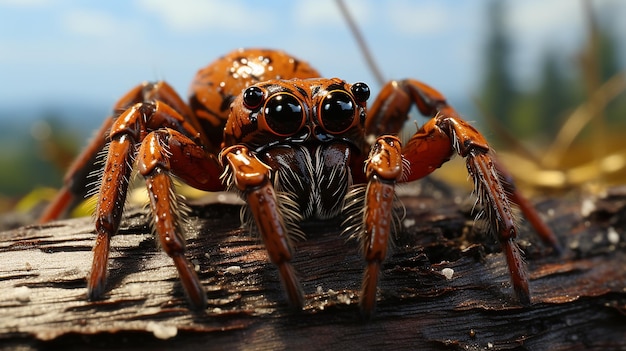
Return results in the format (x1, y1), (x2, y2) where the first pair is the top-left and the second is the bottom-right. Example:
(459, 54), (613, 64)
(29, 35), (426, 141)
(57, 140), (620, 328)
(89, 98), (223, 310)
(135, 128), (224, 309)
(368, 79), (561, 252)
(363, 79), (562, 308)
(359, 136), (404, 317)
(39, 81), (207, 222)
(220, 145), (303, 308)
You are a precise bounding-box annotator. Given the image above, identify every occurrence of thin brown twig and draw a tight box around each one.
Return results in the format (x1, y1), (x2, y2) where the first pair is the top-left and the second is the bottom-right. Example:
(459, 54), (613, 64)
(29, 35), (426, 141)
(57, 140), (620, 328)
(335, 0), (386, 87)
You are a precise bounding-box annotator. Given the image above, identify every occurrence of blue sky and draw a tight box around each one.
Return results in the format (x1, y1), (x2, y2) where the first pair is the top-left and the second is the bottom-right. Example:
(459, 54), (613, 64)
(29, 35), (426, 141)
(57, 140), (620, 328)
(0, 0), (624, 128)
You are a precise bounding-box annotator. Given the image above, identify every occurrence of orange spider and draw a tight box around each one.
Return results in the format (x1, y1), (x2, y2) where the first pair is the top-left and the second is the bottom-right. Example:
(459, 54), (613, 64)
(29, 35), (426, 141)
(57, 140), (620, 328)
(39, 48), (559, 317)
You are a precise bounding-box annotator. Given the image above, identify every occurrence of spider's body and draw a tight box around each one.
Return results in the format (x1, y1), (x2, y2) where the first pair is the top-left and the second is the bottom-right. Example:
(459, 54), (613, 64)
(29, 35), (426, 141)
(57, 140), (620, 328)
(40, 48), (559, 317)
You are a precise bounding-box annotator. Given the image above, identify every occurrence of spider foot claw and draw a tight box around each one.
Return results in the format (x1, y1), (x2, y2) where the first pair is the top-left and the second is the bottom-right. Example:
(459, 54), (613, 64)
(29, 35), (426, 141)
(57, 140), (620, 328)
(87, 270), (108, 302)
(278, 262), (304, 310)
(173, 255), (207, 310)
(359, 261), (380, 319)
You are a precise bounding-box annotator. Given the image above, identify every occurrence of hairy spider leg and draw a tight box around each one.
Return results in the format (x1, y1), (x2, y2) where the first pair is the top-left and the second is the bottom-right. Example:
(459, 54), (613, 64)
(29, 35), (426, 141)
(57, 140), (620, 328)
(368, 78), (560, 251)
(136, 128), (223, 309)
(86, 89), (221, 309)
(38, 81), (208, 222)
(359, 136), (404, 317)
(358, 78), (562, 309)
(221, 145), (304, 309)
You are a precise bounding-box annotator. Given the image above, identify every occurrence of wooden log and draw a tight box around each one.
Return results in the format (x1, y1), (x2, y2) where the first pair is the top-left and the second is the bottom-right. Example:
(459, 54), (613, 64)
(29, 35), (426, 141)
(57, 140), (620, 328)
(1, 182), (625, 350)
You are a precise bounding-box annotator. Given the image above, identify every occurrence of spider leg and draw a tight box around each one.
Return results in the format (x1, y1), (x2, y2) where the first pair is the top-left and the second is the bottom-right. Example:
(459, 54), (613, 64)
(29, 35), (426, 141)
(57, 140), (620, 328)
(87, 98), (215, 308)
(367, 79), (560, 253)
(403, 108), (531, 305)
(136, 128), (224, 309)
(359, 136), (404, 317)
(365, 78), (566, 305)
(88, 132), (134, 302)
(221, 145), (303, 309)
(39, 81), (208, 222)
(457, 133), (531, 305)
(494, 161), (562, 253)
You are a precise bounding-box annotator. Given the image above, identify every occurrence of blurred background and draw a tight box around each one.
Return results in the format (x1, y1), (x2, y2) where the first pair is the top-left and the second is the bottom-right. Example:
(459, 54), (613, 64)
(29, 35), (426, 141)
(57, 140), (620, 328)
(0, 0), (625, 216)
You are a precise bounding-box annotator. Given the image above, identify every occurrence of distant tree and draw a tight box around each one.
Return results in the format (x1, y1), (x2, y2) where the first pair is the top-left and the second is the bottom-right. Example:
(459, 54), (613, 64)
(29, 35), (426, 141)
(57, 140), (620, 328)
(535, 49), (573, 137)
(597, 28), (620, 84)
(479, 1), (625, 142)
(479, 0), (517, 130)
(586, 20), (623, 126)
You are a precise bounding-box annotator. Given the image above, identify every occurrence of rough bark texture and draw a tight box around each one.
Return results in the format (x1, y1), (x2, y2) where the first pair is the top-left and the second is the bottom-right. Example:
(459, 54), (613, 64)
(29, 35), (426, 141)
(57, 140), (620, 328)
(1, 182), (625, 350)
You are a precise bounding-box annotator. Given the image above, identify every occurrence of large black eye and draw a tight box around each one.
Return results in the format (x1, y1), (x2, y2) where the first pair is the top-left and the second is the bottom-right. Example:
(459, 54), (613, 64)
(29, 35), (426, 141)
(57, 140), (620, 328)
(243, 86), (264, 109)
(351, 82), (370, 103)
(263, 93), (304, 136)
(319, 90), (356, 133)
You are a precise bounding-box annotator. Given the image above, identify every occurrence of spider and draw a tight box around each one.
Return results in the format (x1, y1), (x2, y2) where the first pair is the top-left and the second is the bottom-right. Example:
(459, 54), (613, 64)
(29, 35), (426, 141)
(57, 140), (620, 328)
(39, 48), (560, 317)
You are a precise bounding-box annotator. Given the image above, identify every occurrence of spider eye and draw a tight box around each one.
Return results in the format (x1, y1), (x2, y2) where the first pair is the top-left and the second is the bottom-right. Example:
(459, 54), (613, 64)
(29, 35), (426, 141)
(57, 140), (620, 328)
(319, 90), (356, 134)
(351, 82), (370, 103)
(243, 86), (264, 109)
(263, 93), (304, 136)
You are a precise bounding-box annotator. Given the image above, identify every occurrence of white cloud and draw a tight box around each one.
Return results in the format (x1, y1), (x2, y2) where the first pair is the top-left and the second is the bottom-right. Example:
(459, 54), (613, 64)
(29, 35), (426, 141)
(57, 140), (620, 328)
(293, 0), (370, 27)
(61, 9), (133, 38)
(507, 0), (585, 43)
(386, 0), (449, 35)
(135, 0), (273, 33)
(505, 0), (588, 88)
(0, 0), (50, 7)
(508, 0), (626, 84)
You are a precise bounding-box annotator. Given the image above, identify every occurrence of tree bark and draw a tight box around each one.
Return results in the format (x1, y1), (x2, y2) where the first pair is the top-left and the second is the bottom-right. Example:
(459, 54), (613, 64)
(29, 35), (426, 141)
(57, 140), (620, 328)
(1, 182), (625, 350)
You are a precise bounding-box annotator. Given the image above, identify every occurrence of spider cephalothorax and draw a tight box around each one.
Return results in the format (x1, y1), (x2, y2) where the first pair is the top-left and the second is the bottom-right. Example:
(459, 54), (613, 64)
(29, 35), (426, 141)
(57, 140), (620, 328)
(39, 48), (560, 317)
(224, 79), (370, 216)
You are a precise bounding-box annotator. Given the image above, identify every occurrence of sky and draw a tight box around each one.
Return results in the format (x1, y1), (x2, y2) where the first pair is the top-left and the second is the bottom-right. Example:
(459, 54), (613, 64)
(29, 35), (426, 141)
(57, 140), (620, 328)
(0, 0), (624, 129)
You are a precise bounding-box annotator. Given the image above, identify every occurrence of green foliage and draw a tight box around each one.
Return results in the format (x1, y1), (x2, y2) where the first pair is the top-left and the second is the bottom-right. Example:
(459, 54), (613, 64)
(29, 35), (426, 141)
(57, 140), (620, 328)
(480, 0), (516, 127)
(479, 0), (625, 142)
(0, 116), (79, 198)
